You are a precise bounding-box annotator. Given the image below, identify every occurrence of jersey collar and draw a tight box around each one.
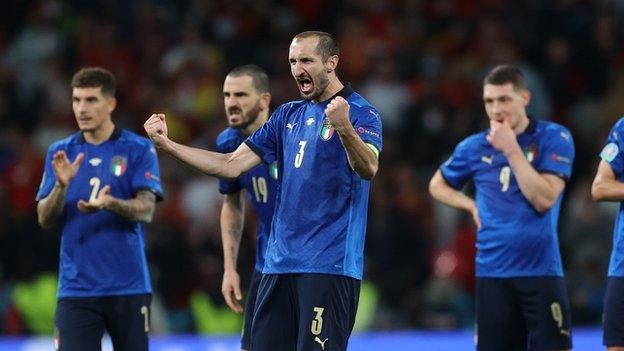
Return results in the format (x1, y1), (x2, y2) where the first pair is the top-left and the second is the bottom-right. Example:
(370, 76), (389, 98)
(524, 117), (537, 134)
(334, 83), (354, 100)
(316, 83), (354, 105)
(76, 127), (122, 144)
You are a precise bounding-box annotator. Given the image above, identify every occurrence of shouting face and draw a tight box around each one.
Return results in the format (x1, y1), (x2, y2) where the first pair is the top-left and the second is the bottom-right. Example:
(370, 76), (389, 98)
(289, 36), (332, 101)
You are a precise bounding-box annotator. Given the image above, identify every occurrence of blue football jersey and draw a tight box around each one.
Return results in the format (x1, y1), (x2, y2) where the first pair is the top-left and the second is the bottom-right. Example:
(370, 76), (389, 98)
(245, 85), (383, 280)
(36, 128), (164, 297)
(216, 127), (278, 272)
(599, 116), (624, 277)
(441, 119), (574, 277)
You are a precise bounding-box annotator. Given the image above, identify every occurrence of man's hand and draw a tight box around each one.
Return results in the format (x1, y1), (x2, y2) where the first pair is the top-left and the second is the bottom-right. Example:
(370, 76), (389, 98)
(144, 113), (170, 151)
(221, 269), (243, 314)
(486, 120), (520, 156)
(468, 202), (482, 230)
(77, 185), (112, 213)
(52, 151), (84, 188)
(325, 96), (351, 133)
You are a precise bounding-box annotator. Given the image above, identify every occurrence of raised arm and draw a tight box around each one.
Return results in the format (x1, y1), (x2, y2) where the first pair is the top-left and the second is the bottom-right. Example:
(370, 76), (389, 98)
(488, 120), (565, 213)
(326, 97), (378, 180)
(220, 191), (246, 313)
(144, 113), (262, 180)
(429, 169), (481, 230)
(592, 160), (624, 201)
(37, 151), (84, 228)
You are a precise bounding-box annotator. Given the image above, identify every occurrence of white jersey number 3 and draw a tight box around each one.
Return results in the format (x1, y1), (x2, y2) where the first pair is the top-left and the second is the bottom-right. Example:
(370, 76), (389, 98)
(294, 141), (307, 168)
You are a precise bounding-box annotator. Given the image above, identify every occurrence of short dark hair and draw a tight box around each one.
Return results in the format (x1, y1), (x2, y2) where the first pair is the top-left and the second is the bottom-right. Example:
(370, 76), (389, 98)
(293, 31), (340, 62)
(483, 64), (526, 91)
(227, 64), (270, 94)
(71, 67), (116, 97)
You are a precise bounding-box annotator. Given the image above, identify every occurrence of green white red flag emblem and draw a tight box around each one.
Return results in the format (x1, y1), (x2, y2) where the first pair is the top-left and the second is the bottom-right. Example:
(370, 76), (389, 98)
(319, 118), (334, 141)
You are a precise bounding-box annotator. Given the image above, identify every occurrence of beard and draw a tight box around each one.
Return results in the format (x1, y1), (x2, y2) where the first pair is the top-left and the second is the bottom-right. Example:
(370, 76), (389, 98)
(300, 72), (330, 101)
(229, 101), (262, 130)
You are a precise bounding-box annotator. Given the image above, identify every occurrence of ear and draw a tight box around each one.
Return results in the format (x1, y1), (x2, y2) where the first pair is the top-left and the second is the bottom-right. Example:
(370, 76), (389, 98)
(107, 97), (117, 114)
(521, 89), (531, 107)
(326, 55), (339, 74)
(260, 92), (271, 110)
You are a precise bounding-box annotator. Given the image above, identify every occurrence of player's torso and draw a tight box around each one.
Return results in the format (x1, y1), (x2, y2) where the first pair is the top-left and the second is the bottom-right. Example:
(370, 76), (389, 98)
(65, 141), (135, 211)
(278, 103), (351, 200)
(472, 133), (543, 219)
(469, 128), (563, 276)
(55, 133), (152, 295)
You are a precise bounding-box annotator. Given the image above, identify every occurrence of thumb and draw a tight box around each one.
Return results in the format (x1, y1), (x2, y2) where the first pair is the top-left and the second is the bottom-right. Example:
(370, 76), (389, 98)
(73, 152), (85, 167)
(98, 185), (111, 197)
(77, 199), (88, 212)
(234, 284), (243, 300)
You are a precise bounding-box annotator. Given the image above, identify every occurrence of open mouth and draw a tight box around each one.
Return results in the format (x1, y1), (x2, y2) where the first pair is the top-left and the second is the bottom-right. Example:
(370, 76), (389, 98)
(297, 76), (314, 95)
(228, 108), (242, 118)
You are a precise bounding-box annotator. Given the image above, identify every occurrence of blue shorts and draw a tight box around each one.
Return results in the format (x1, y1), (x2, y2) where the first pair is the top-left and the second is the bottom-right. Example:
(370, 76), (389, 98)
(250, 273), (360, 351)
(55, 294), (151, 351)
(241, 269), (262, 350)
(476, 277), (572, 351)
(604, 277), (624, 347)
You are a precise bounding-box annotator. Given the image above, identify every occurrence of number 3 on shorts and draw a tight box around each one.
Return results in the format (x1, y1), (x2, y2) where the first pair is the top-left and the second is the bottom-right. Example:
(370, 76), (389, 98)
(311, 307), (324, 335)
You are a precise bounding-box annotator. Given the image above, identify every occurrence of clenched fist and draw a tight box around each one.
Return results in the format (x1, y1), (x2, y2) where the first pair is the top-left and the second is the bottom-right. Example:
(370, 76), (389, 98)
(324, 96), (351, 132)
(144, 113), (170, 150)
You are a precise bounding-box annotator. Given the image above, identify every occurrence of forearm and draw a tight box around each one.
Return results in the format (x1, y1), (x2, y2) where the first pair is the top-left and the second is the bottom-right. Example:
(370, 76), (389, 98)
(37, 182), (67, 228)
(505, 147), (558, 211)
(164, 139), (240, 180)
(429, 171), (476, 212)
(105, 192), (156, 223)
(592, 177), (624, 201)
(220, 196), (245, 272)
(335, 125), (378, 180)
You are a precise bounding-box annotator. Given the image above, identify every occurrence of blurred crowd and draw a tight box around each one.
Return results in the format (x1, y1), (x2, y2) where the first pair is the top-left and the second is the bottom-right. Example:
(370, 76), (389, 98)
(0, 0), (623, 335)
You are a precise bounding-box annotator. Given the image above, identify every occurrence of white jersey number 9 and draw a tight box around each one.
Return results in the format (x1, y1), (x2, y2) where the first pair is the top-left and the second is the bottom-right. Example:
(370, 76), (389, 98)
(499, 166), (511, 192)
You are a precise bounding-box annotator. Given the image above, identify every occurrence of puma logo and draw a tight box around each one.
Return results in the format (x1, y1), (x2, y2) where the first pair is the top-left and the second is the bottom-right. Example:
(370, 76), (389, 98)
(481, 155), (493, 164)
(314, 336), (328, 349)
(560, 328), (571, 337)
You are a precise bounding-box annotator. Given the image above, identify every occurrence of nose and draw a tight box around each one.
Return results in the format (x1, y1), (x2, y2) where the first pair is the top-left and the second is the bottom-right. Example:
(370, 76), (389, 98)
(225, 96), (237, 108)
(75, 100), (88, 113)
(491, 101), (503, 114)
(291, 62), (304, 76)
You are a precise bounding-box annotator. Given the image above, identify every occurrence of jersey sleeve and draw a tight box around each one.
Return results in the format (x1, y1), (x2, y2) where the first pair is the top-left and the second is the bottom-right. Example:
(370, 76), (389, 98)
(215, 132), (242, 194)
(440, 138), (475, 190)
(536, 127), (575, 180)
(35, 145), (58, 201)
(132, 143), (164, 200)
(599, 118), (624, 175)
(353, 106), (383, 156)
(244, 105), (284, 164)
